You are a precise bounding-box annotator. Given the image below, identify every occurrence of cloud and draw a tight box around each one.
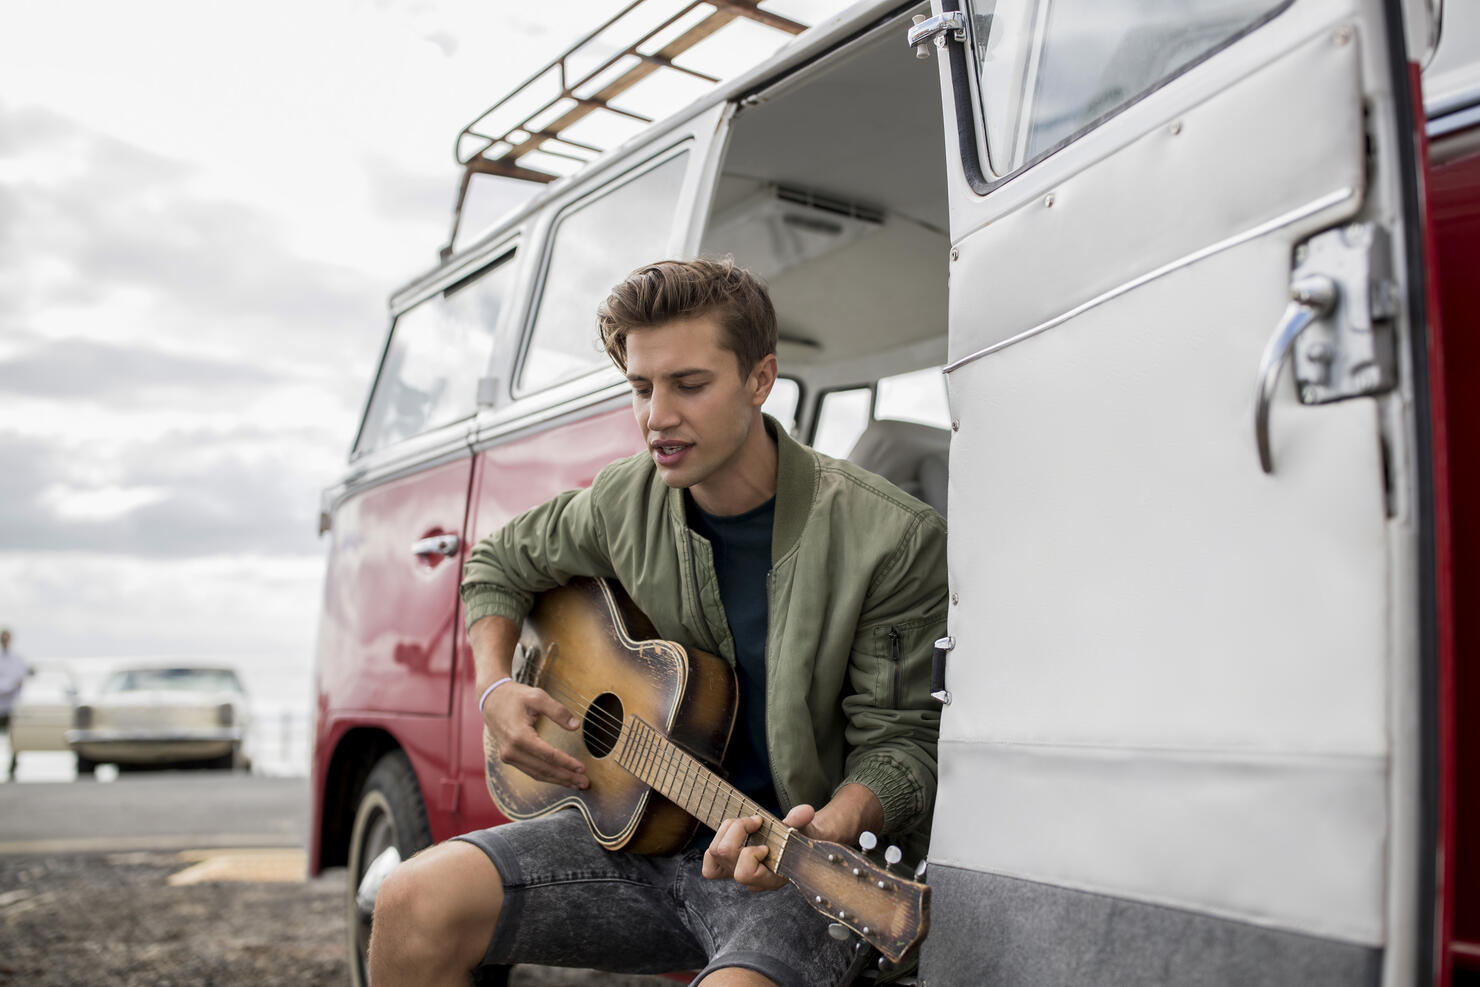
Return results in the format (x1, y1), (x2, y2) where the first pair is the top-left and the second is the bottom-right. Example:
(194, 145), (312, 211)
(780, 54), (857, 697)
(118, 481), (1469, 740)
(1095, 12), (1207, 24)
(0, 103), (386, 373)
(0, 337), (280, 402)
(0, 427), (331, 559)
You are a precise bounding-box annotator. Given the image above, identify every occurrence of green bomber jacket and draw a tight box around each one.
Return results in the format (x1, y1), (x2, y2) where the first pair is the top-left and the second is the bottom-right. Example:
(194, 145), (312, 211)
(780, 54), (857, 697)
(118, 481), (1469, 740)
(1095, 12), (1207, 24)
(460, 416), (948, 849)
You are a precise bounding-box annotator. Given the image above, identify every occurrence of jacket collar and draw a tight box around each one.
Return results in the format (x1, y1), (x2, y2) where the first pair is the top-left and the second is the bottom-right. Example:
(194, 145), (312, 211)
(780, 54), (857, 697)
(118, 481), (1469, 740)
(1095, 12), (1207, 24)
(664, 414), (817, 566)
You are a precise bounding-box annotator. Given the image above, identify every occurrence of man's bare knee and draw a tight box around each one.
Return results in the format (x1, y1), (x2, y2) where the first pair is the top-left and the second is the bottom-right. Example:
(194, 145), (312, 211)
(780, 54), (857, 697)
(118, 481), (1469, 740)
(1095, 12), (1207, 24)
(695, 969), (779, 987)
(370, 841), (504, 986)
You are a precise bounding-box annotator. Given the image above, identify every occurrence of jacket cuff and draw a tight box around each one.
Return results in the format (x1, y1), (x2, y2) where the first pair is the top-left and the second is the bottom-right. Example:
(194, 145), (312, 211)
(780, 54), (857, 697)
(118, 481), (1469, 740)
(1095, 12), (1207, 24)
(839, 755), (925, 836)
(461, 587), (530, 633)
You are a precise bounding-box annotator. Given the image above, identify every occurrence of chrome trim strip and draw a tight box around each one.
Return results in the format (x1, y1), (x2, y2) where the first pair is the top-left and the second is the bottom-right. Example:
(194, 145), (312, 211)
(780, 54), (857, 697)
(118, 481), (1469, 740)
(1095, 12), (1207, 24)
(1428, 102), (1480, 139)
(1424, 83), (1480, 121)
(469, 381), (631, 453)
(942, 187), (1357, 375)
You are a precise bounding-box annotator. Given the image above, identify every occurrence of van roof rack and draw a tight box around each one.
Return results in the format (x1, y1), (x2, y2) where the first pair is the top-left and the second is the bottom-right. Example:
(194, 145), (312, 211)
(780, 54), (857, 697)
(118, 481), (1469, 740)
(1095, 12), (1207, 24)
(444, 0), (807, 256)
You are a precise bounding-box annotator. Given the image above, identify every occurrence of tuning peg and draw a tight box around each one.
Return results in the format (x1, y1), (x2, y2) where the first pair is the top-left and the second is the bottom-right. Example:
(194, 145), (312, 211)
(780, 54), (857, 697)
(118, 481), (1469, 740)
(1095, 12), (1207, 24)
(884, 845), (903, 869)
(914, 858), (928, 881)
(828, 922), (850, 941)
(858, 830), (878, 853)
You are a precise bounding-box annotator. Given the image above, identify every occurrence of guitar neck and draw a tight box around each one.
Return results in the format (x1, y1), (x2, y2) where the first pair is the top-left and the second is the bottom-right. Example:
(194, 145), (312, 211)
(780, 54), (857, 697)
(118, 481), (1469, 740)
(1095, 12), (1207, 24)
(615, 717), (790, 862)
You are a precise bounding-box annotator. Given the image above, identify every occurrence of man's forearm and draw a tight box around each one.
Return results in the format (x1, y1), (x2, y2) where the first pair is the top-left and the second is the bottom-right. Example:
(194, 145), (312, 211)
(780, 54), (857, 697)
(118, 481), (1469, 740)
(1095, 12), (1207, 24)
(468, 615), (522, 693)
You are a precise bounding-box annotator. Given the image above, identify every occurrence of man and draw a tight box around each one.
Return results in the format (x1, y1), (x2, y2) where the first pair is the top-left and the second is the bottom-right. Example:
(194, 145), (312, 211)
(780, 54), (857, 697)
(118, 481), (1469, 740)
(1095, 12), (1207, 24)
(0, 628), (28, 733)
(372, 259), (947, 987)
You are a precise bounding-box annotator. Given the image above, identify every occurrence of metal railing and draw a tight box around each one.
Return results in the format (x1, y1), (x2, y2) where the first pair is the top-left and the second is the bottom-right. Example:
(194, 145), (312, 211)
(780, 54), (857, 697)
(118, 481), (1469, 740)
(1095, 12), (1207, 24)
(443, 0), (807, 256)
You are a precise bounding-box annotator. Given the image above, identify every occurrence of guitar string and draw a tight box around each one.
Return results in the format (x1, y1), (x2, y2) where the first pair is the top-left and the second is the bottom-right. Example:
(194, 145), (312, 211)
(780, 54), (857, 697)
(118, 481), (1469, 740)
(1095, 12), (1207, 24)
(510, 674), (788, 853)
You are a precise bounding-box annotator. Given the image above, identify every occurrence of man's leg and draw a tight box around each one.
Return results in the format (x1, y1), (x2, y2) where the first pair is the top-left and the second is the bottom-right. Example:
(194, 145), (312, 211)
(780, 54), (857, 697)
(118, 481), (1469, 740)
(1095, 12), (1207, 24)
(370, 839), (503, 987)
(695, 970), (778, 986)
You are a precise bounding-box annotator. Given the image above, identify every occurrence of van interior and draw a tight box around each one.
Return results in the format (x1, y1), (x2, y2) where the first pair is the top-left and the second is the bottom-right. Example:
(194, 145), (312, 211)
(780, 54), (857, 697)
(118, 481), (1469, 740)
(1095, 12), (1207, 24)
(697, 8), (951, 514)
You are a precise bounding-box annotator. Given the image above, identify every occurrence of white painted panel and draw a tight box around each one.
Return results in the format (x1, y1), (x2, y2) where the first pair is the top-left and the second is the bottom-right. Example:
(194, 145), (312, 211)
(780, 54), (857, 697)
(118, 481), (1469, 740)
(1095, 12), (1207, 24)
(944, 246), (1389, 757)
(929, 741), (1388, 945)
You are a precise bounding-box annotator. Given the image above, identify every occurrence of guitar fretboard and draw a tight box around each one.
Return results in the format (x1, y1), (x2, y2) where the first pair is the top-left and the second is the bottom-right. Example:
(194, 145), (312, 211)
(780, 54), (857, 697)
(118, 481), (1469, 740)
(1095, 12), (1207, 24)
(615, 717), (790, 862)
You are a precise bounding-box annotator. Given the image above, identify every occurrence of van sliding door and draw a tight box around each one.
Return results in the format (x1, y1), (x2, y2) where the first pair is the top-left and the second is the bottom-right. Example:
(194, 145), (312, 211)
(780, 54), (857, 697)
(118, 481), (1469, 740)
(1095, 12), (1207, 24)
(920, 0), (1435, 983)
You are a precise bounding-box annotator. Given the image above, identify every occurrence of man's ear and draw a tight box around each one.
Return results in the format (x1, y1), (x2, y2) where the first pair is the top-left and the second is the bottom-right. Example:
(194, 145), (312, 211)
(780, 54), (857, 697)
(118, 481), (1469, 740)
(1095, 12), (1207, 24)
(749, 354), (778, 407)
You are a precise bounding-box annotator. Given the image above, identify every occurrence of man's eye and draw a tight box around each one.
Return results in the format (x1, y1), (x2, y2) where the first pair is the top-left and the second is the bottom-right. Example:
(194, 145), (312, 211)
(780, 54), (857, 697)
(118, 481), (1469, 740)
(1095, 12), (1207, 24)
(678, 383), (705, 393)
(632, 387), (651, 398)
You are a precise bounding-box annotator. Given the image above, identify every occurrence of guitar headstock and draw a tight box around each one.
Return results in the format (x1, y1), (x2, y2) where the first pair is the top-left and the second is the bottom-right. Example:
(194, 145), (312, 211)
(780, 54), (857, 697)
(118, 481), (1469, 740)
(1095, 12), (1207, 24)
(777, 832), (929, 964)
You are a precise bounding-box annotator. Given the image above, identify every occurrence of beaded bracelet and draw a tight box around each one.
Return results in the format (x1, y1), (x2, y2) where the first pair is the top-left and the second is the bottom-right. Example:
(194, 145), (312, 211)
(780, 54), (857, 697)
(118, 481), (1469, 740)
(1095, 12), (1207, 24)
(477, 676), (513, 713)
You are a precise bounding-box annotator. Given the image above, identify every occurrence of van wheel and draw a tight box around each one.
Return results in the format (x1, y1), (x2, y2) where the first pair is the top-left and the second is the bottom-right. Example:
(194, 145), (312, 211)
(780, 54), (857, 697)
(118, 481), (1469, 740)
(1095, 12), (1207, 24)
(346, 750), (431, 987)
(75, 754), (96, 778)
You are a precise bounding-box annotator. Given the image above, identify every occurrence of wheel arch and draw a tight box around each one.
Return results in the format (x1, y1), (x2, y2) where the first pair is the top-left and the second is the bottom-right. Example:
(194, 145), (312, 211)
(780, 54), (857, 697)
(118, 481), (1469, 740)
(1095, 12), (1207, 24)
(318, 726), (406, 870)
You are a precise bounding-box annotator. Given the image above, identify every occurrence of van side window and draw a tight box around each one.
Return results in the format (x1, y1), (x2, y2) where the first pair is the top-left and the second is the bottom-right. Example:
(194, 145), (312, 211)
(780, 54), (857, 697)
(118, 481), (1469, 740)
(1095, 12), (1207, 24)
(355, 250), (516, 456)
(811, 387), (873, 458)
(876, 367), (951, 429)
(971, 0), (1289, 173)
(519, 152), (690, 393)
(764, 377), (801, 435)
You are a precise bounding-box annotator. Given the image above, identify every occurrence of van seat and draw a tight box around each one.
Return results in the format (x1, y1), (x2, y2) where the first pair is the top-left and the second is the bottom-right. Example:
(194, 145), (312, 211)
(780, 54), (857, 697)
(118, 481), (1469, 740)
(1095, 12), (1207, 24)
(846, 419), (950, 517)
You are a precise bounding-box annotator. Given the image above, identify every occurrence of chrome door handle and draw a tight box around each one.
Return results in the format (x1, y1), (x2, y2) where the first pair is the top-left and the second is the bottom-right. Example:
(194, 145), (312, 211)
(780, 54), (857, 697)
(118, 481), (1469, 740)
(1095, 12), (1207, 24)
(410, 534), (460, 557)
(1254, 275), (1337, 474)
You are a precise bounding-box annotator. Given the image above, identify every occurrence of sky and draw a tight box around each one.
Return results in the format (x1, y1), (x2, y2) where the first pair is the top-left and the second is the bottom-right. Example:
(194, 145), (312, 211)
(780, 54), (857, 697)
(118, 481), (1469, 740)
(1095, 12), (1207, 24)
(0, 0), (844, 706)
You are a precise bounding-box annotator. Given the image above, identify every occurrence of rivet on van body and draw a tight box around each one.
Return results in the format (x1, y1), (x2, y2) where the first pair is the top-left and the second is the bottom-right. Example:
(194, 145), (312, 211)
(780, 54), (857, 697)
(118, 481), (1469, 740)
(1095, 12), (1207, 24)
(1168, 121), (1183, 136)
(951, 593), (959, 605)
(1044, 193), (1055, 208)
(951, 419), (960, 432)
(950, 247), (959, 261)
(1332, 25), (1352, 46)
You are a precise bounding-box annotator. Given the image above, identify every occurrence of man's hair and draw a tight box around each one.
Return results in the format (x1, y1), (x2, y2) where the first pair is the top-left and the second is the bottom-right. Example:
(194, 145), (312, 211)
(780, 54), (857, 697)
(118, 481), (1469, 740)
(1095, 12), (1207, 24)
(597, 258), (777, 376)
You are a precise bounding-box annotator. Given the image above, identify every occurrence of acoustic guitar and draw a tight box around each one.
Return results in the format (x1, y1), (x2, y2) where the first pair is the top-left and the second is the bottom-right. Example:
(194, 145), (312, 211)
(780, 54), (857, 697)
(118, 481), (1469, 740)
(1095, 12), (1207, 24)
(482, 577), (930, 964)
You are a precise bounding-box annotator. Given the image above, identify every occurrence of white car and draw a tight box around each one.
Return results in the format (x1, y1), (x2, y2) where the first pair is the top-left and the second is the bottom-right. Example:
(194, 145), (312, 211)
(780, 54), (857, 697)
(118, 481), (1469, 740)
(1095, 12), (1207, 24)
(8, 665), (79, 776)
(68, 665), (251, 775)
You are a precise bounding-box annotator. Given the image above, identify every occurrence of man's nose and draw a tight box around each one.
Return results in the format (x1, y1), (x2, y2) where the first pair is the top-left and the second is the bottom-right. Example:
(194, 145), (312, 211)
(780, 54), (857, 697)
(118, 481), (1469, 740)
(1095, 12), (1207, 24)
(647, 387), (680, 429)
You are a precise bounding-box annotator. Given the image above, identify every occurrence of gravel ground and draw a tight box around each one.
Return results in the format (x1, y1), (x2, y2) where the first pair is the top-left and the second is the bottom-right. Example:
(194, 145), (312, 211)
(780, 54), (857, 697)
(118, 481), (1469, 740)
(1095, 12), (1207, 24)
(0, 852), (674, 986)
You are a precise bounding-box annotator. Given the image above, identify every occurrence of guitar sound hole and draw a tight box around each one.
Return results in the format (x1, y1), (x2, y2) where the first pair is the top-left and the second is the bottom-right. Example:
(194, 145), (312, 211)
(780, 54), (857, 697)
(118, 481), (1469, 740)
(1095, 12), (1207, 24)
(582, 692), (623, 759)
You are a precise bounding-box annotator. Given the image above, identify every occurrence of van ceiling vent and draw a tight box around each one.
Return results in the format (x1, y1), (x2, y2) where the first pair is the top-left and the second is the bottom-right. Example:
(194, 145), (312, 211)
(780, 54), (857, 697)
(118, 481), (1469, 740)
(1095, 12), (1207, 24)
(703, 184), (886, 281)
(775, 186), (886, 225)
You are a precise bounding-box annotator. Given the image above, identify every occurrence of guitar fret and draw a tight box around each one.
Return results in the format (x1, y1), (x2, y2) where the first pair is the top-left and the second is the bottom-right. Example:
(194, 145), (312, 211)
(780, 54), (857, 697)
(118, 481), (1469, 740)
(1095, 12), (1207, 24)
(639, 724), (657, 786)
(627, 721), (646, 782)
(702, 775), (719, 828)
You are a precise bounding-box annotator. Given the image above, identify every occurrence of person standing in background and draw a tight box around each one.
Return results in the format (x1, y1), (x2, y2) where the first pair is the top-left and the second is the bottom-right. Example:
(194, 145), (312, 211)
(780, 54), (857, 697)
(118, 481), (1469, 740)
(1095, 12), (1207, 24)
(0, 627), (29, 733)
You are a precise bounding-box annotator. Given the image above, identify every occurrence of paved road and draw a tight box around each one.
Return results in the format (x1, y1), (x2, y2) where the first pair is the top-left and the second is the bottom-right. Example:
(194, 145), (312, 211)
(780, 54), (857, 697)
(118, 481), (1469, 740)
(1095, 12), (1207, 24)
(0, 772), (309, 853)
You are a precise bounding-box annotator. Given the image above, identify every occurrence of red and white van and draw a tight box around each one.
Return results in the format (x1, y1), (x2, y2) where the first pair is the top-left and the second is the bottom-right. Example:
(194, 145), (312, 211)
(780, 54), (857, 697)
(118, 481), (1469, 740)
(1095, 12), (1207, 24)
(311, 1), (1479, 983)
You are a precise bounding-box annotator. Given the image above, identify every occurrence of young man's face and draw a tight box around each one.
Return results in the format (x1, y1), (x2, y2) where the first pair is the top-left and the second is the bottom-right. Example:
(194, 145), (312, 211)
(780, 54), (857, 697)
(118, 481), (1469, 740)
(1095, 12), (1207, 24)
(624, 313), (776, 493)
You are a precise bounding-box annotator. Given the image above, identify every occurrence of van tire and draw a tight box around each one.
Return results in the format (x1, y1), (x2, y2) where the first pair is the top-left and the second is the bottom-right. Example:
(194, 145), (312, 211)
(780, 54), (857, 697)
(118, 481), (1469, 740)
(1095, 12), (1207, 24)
(75, 754), (96, 778)
(346, 750), (432, 987)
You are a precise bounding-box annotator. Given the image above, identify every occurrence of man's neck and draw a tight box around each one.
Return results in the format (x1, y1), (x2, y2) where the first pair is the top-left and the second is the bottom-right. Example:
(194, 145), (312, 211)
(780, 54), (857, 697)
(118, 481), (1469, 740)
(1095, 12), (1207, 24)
(689, 415), (778, 517)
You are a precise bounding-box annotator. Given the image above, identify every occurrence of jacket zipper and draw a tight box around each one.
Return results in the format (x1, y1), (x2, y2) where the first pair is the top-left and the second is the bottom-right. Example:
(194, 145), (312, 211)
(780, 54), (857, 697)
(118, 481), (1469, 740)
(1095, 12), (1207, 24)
(888, 625), (902, 707)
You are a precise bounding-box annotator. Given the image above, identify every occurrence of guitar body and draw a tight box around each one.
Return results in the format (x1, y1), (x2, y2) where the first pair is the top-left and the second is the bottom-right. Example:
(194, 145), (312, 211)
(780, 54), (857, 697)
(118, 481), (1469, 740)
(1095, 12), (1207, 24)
(483, 577), (738, 855)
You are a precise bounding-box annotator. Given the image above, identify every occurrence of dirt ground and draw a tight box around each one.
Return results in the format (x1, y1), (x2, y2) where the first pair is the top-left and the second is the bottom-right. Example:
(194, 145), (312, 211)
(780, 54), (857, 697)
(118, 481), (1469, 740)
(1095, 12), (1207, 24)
(0, 852), (672, 986)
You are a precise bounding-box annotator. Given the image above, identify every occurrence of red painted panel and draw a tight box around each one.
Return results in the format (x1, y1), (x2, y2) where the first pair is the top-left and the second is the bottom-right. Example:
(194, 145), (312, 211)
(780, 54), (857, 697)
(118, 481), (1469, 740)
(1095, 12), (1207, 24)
(1431, 137), (1480, 970)
(316, 458), (472, 719)
(452, 406), (646, 828)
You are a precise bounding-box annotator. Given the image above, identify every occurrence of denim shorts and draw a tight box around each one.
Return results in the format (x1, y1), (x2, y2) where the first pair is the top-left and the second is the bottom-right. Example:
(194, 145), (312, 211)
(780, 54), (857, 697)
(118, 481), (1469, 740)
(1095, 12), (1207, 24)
(452, 810), (875, 986)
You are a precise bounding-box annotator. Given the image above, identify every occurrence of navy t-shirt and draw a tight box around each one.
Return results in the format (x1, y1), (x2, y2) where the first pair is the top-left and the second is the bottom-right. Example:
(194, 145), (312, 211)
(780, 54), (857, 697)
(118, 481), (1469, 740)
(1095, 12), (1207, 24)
(685, 491), (778, 814)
